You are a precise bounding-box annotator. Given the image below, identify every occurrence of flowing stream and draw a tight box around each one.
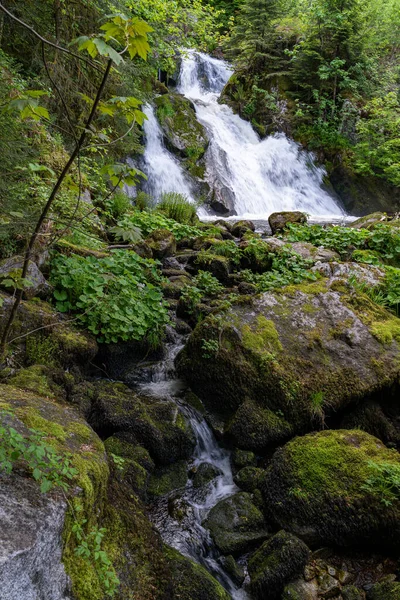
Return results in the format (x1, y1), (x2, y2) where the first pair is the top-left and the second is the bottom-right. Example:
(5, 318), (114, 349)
(137, 328), (248, 599)
(140, 50), (346, 220)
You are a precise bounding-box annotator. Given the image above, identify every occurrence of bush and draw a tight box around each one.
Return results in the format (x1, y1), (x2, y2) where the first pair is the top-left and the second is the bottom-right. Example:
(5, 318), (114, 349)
(116, 210), (204, 241)
(50, 250), (169, 344)
(157, 192), (198, 224)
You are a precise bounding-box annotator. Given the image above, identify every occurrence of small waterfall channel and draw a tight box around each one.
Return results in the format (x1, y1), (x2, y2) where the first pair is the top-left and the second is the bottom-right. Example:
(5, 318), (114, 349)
(140, 50), (346, 220)
(137, 327), (249, 599)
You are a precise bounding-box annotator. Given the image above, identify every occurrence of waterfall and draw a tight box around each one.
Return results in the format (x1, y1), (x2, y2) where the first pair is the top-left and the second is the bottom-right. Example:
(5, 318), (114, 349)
(141, 104), (196, 202)
(177, 50), (345, 219)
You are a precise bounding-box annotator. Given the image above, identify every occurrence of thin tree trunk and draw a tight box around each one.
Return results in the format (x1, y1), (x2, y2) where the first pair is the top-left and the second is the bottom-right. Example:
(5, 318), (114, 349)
(0, 59), (113, 359)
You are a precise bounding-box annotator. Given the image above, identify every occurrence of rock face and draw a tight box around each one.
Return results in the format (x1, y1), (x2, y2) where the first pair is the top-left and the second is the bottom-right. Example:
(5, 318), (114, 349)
(0, 477), (70, 600)
(177, 279), (400, 450)
(203, 492), (269, 555)
(269, 211), (307, 234)
(248, 530), (310, 600)
(262, 430), (400, 550)
(155, 93), (208, 160)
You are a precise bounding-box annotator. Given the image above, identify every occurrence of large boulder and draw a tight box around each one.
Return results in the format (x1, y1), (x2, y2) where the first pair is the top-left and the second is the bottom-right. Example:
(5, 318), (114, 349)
(155, 93), (208, 160)
(248, 530), (310, 600)
(0, 255), (51, 299)
(269, 211), (307, 234)
(146, 229), (177, 259)
(177, 278), (400, 450)
(349, 212), (388, 230)
(203, 492), (269, 555)
(262, 429), (400, 550)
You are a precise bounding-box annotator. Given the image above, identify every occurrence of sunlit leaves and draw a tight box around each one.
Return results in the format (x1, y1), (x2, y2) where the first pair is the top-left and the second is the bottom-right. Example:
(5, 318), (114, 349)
(100, 163), (146, 188)
(8, 90), (50, 122)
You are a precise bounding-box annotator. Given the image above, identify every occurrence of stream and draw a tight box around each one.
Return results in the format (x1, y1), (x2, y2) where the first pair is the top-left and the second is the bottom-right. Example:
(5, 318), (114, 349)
(136, 327), (248, 599)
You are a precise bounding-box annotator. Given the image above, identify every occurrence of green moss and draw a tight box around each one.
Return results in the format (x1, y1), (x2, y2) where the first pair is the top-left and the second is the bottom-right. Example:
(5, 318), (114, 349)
(7, 365), (57, 397)
(148, 460), (188, 497)
(25, 335), (59, 366)
(241, 316), (282, 355)
(370, 319), (400, 344)
(284, 429), (400, 500)
(281, 279), (329, 296)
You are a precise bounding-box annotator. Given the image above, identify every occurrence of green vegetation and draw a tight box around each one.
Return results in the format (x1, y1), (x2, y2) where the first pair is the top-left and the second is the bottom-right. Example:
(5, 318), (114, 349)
(51, 250), (168, 344)
(362, 461), (400, 506)
(156, 192), (198, 224)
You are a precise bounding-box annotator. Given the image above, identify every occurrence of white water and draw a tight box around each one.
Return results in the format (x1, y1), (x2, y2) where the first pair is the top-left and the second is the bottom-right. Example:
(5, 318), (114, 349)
(139, 330), (248, 600)
(141, 104), (196, 202)
(177, 50), (345, 220)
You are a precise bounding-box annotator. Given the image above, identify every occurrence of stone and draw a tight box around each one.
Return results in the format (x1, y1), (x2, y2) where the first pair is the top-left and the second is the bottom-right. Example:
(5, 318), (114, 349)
(0, 255), (51, 299)
(342, 585), (366, 600)
(218, 555), (245, 586)
(349, 212), (388, 230)
(192, 253), (230, 283)
(269, 211), (307, 234)
(0, 477), (71, 600)
(233, 466), (264, 492)
(283, 579), (319, 599)
(146, 229), (177, 259)
(192, 462), (223, 488)
(203, 492), (269, 555)
(231, 220), (256, 238)
(248, 530), (311, 600)
(231, 449), (257, 470)
(262, 429), (400, 550)
(367, 580), (400, 599)
(290, 241), (340, 263)
(155, 93), (208, 160)
(177, 278), (400, 449)
(317, 572), (341, 598)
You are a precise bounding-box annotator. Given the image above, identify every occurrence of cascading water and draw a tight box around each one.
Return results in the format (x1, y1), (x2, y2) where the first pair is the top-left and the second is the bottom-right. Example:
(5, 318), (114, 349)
(137, 328), (248, 600)
(177, 50), (345, 219)
(141, 104), (196, 202)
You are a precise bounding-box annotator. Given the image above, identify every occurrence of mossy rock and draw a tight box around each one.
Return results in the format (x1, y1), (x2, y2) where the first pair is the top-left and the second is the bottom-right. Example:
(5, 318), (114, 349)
(231, 220), (256, 238)
(340, 400), (400, 447)
(248, 530), (310, 600)
(6, 365), (65, 399)
(86, 380), (195, 466)
(203, 492), (269, 555)
(165, 546), (230, 600)
(0, 383), (109, 599)
(262, 429), (400, 550)
(231, 449), (257, 471)
(234, 466), (264, 492)
(155, 93), (208, 160)
(146, 228), (177, 259)
(104, 435), (154, 497)
(367, 580), (400, 599)
(177, 279), (400, 451)
(268, 211), (307, 234)
(0, 255), (50, 299)
(218, 555), (245, 586)
(193, 253), (230, 284)
(0, 295), (97, 370)
(148, 460), (188, 497)
(192, 461), (223, 488)
(342, 585), (366, 600)
(349, 212), (388, 230)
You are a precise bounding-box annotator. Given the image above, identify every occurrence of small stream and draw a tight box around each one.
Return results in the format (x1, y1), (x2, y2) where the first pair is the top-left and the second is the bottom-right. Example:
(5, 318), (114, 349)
(136, 327), (249, 599)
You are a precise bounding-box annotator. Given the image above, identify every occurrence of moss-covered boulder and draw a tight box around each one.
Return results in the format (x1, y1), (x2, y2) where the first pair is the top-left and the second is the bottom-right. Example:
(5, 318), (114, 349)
(148, 460), (188, 497)
(269, 211), (307, 234)
(367, 580), (400, 599)
(218, 555), (245, 586)
(0, 255), (51, 299)
(342, 585), (366, 600)
(146, 228), (177, 259)
(234, 466), (263, 492)
(203, 492), (269, 555)
(86, 380), (195, 466)
(349, 212), (388, 230)
(0, 294), (97, 370)
(231, 220), (255, 238)
(165, 546), (230, 600)
(177, 279), (400, 450)
(193, 253), (230, 283)
(155, 93), (208, 161)
(192, 461), (223, 488)
(248, 530), (310, 600)
(262, 429), (400, 550)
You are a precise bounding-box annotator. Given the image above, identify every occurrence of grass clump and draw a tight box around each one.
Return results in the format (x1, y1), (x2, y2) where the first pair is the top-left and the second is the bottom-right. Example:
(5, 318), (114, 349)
(156, 192), (198, 224)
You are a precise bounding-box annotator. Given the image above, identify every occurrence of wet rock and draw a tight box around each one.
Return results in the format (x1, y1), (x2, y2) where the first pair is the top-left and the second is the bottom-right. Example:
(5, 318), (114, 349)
(203, 492), (269, 555)
(162, 275), (192, 299)
(269, 211), (307, 234)
(87, 380), (195, 465)
(218, 555), (245, 586)
(262, 429), (400, 550)
(155, 93), (208, 160)
(248, 530), (311, 600)
(148, 460), (188, 497)
(193, 253), (230, 283)
(146, 229), (177, 259)
(165, 546), (230, 600)
(349, 212), (388, 230)
(177, 278), (400, 448)
(231, 220), (256, 238)
(238, 281), (258, 295)
(0, 255), (51, 299)
(234, 466), (263, 492)
(231, 449), (257, 471)
(317, 571), (341, 598)
(290, 242), (340, 263)
(192, 462), (223, 488)
(132, 239), (153, 258)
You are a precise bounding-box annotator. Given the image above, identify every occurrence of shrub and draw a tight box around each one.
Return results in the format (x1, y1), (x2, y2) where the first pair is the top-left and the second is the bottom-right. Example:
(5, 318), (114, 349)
(157, 192), (198, 224)
(50, 250), (169, 344)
